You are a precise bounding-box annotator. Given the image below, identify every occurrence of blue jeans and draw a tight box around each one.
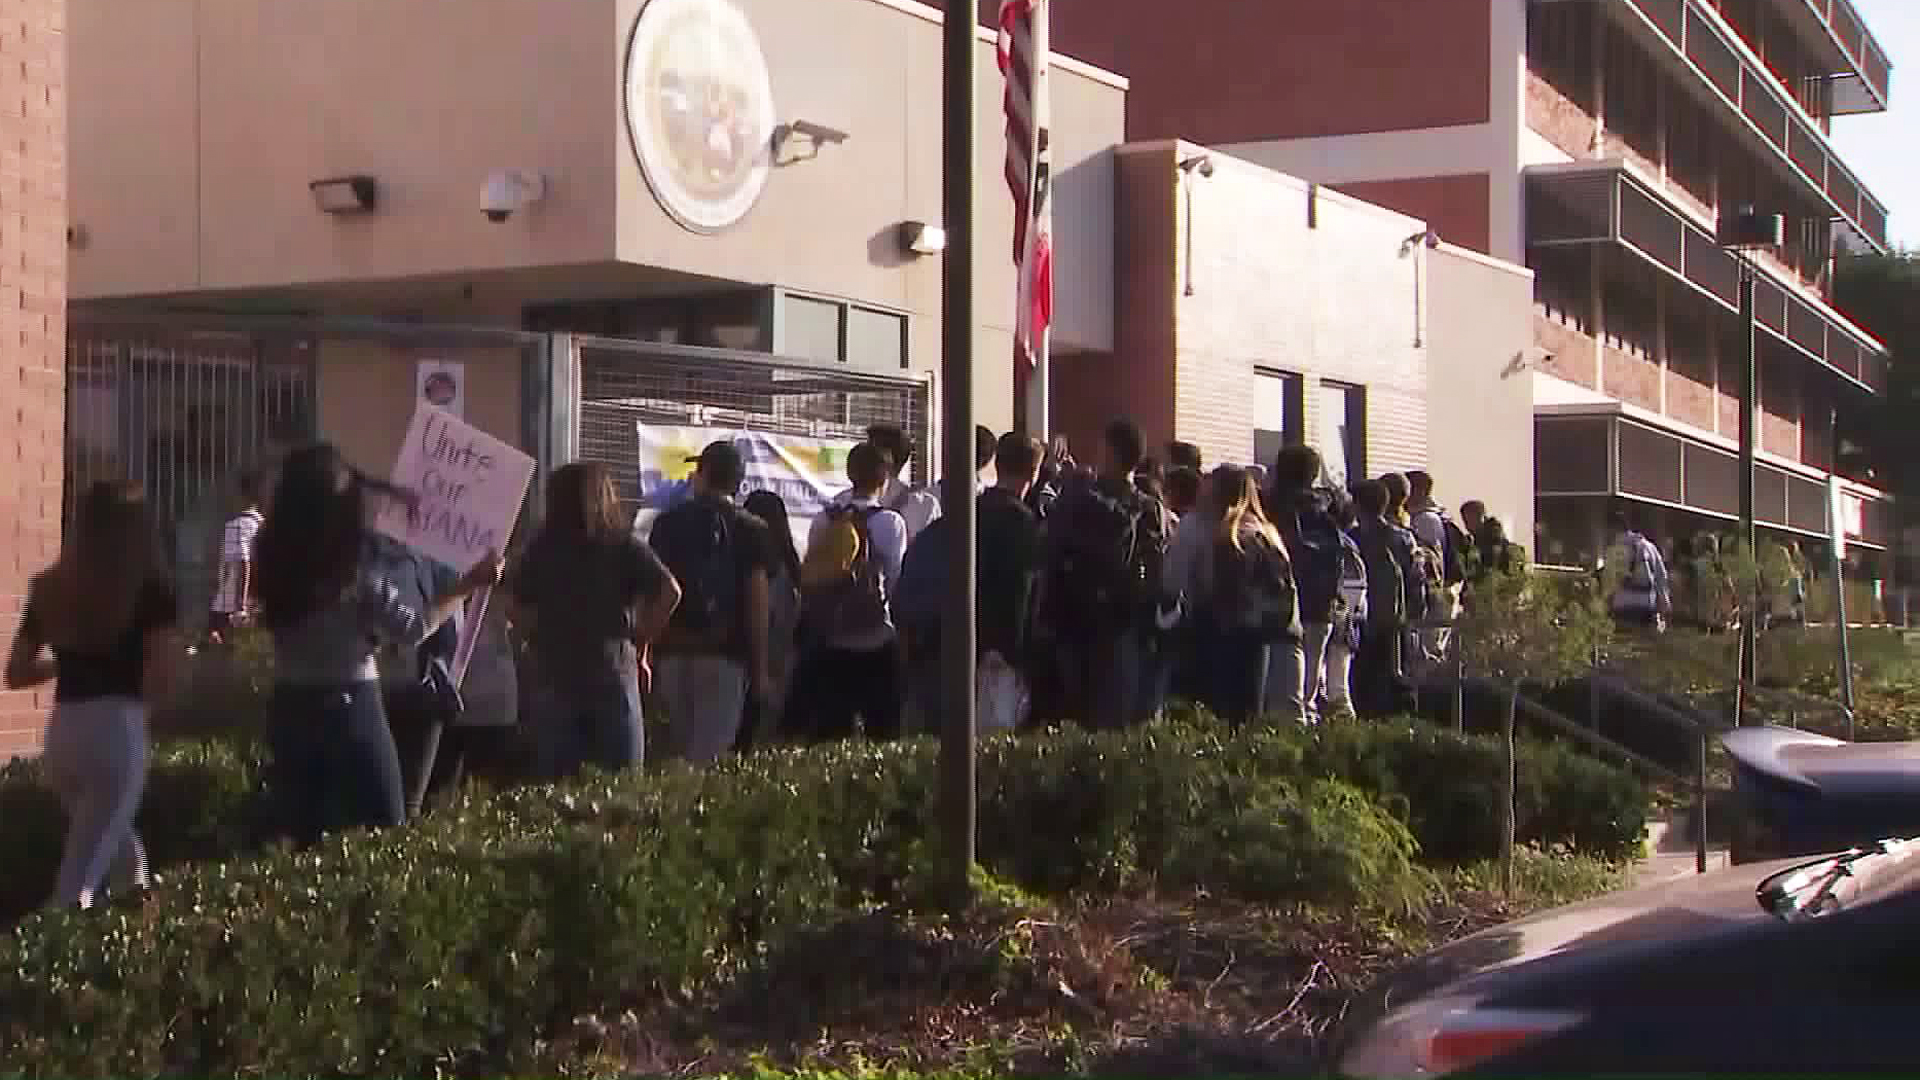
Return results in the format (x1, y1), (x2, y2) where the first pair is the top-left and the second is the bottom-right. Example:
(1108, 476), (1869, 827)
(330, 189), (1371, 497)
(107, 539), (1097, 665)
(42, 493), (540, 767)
(528, 673), (644, 781)
(269, 681), (406, 845)
(1194, 622), (1273, 725)
(1060, 629), (1152, 730)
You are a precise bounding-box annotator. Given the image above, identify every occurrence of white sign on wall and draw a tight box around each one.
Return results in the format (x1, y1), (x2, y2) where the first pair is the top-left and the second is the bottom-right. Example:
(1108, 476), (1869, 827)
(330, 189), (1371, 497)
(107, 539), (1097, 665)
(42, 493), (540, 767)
(416, 360), (465, 419)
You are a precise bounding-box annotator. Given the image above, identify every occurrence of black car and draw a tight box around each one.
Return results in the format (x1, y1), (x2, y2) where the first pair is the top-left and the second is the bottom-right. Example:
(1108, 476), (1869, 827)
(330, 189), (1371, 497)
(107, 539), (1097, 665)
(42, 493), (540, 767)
(1337, 836), (1920, 1075)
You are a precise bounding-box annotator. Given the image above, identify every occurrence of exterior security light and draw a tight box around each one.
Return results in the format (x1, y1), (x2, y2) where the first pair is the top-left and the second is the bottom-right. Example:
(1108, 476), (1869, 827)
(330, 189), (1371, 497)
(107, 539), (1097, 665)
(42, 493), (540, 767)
(309, 176), (379, 215)
(899, 221), (947, 256)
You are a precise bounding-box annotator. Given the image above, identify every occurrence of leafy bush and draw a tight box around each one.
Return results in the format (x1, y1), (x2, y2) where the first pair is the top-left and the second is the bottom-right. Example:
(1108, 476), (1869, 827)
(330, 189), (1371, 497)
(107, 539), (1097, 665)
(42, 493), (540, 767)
(0, 739), (266, 924)
(152, 629), (274, 740)
(0, 720), (1649, 1078)
(1295, 720), (1649, 863)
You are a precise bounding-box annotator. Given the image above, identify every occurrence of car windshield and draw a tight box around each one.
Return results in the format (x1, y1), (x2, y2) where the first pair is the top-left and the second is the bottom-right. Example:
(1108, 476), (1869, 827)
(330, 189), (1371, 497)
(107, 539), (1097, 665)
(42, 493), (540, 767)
(1758, 838), (1920, 923)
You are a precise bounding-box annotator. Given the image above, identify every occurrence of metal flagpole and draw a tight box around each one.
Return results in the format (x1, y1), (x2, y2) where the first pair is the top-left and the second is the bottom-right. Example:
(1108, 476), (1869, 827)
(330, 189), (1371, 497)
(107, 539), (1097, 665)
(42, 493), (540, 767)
(1022, 2), (1052, 441)
(1736, 253), (1758, 725)
(1829, 407), (1855, 741)
(939, 0), (978, 912)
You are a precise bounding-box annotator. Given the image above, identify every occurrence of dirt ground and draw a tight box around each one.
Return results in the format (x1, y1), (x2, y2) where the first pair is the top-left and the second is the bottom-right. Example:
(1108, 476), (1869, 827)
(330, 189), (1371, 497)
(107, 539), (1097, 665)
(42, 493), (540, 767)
(551, 889), (1530, 1078)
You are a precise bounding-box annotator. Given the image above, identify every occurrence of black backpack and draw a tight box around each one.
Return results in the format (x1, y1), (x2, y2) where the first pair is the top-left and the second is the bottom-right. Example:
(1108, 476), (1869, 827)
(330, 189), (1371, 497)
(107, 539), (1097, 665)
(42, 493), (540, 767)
(1053, 485), (1149, 624)
(1291, 507), (1362, 624)
(1211, 532), (1301, 641)
(649, 497), (741, 648)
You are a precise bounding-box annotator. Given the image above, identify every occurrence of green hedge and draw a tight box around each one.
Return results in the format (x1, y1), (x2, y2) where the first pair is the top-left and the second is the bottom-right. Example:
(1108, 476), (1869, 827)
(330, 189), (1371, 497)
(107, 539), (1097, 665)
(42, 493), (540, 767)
(0, 739), (265, 925)
(0, 727), (1435, 1078)
(0, 717), (1647, 926)
(1295, 720), (1650, 863)
(0, 720), (1647, 1078)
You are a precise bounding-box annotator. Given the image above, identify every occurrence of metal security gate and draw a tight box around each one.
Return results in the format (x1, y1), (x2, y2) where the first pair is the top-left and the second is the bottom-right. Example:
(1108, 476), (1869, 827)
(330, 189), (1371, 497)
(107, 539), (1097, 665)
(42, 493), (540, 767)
(574, 336), (933, 519)
(66, 330), (316, 601)
(65, 319), (552, 629)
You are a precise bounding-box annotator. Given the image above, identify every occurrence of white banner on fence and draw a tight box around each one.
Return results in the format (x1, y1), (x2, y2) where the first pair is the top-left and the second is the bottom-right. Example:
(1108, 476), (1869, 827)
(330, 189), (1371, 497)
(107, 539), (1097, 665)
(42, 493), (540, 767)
(375, 405), (536, 686)
(631, 423), (856, 554)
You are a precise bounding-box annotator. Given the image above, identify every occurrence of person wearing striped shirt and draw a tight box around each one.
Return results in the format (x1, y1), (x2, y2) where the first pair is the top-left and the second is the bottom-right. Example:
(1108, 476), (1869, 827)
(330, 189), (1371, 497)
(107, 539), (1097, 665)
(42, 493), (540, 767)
(208, 471), (264, 641)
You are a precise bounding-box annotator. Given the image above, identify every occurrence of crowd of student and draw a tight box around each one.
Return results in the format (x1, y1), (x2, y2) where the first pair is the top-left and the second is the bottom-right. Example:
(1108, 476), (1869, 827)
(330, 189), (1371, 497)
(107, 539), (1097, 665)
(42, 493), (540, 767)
(1604, 510), (1814, 635)
(5, 422), (1523, 914)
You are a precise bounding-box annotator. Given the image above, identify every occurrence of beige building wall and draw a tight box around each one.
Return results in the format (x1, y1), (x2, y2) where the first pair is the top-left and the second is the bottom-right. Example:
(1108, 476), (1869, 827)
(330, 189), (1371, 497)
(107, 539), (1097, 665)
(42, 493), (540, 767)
(1428, 243), (1535, 547)
(69, 0), (1125, 441)
(315, 341), (529, 483)
(1163, 143), (1430, 477)
(69, 0), (615, 296)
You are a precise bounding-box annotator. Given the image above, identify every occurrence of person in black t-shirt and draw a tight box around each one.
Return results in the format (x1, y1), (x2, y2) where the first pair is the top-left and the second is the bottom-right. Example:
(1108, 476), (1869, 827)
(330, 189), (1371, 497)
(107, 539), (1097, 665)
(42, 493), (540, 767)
(6, 481), (181, 911)
(1038, 419), (1171, 729)
(510, 462), (681, 780)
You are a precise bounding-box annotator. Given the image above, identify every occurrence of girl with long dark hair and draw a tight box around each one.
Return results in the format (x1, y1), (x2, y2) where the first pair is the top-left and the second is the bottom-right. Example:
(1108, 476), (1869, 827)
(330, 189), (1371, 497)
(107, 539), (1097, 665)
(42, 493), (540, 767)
(7, 482), (180, 909)
(253, 443), (501, 842)
(509, 462), (679, 779)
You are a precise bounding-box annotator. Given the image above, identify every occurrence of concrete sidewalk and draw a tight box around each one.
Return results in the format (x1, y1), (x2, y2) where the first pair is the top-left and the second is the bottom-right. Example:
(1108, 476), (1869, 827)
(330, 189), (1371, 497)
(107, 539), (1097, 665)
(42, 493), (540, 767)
(1631, 814), (1731, 887)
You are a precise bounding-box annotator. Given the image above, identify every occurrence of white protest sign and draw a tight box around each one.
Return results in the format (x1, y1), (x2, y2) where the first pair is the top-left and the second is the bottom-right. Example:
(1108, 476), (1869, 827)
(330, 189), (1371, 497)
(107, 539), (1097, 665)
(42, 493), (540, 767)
(375, 405), (535, 573)
(375, 406), (535, 689)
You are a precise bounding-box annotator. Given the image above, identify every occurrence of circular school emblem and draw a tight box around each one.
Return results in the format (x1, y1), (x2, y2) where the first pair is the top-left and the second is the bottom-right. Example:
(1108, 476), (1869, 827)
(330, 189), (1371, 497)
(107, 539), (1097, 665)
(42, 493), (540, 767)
(623, 0), (776, 234)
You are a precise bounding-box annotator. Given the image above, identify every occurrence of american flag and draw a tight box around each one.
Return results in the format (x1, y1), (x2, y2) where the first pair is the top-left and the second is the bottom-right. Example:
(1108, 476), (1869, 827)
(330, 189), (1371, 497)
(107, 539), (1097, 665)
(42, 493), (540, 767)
(998, 0), (1052, 388)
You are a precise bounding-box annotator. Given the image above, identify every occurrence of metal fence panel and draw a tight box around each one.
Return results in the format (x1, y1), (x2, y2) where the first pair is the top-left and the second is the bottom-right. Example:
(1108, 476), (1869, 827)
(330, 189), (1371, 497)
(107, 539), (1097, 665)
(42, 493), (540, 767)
(574, 336), (932, 521)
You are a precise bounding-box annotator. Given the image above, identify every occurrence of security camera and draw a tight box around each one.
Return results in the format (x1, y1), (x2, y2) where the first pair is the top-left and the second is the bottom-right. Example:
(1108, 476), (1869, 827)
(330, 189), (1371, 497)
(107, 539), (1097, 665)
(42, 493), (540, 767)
(480, 170), (548, 224)
(1177, 154), (1214, 178)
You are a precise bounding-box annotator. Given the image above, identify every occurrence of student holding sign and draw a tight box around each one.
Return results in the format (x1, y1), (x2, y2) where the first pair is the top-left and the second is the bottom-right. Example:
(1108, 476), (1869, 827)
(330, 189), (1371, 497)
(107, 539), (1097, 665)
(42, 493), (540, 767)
(252, 443), (504, 844)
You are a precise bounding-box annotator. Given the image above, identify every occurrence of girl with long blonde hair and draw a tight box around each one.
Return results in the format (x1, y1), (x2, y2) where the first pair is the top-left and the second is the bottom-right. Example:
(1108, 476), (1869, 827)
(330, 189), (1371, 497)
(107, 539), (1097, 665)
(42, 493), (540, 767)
(1164, 464), (1301, 724)
(6, 481), (181, 910)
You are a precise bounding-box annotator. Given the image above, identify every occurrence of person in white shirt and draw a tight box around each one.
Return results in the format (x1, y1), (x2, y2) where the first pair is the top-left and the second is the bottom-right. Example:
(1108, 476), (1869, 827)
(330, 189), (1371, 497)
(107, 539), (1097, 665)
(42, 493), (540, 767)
(208, 471), (265, 642)
(1405, 470), (1460, 666)
(858, 423), (942, 542)
(788, 441), (910, 742)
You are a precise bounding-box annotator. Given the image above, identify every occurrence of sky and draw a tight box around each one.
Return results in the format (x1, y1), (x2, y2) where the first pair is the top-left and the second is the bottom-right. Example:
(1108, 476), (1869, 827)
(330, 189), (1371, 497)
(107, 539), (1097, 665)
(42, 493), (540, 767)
(1831, 0), (1920, 250)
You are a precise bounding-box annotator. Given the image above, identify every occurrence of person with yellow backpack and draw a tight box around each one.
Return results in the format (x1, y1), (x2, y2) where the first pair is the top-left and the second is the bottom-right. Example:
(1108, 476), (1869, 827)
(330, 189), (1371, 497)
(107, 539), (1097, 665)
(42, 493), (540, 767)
(785, 442), (910, 743)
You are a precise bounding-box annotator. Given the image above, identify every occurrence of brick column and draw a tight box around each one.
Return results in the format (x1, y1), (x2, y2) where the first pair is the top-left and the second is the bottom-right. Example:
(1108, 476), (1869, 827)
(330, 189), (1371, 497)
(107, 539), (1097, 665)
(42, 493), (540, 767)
(0, 0), (67, 757)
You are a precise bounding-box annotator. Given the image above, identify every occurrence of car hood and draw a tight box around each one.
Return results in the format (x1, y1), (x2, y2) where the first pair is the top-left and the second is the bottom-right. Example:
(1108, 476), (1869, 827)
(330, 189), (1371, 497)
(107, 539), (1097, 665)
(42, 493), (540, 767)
(1376, 862), (1783, 1013)
(1369, 844), (1920, 1021)
(1723, 725), (1920, 799)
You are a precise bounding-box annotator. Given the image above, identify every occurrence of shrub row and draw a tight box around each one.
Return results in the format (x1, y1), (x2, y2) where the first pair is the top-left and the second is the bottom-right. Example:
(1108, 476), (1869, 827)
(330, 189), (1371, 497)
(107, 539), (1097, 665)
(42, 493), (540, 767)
(0, 715), (1647, 923)
(0, 719), (1647, 1078)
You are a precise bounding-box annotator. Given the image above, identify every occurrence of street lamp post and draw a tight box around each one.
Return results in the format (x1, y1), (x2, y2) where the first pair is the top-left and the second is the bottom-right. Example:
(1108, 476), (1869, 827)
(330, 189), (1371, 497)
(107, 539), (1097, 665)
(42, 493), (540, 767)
(1719, 205), (1783, 727)
(938, 0), (978, 912)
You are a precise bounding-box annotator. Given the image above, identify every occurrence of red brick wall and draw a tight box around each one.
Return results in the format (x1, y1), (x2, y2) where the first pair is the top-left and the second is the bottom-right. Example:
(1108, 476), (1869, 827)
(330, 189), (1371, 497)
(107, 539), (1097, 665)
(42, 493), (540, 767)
(953, 0), (1491, 145)
(1525, 71), (1595, 161)
(1602, 345), (1662, 413)
(1666, 345), (1716, 432)
(1054, 148), (1178, 461)
(0, 0), (66, 758)
(1534, 313), (1599, 390)
(1334, 175), (1492, 256)
(1760, 355), (1801, 460)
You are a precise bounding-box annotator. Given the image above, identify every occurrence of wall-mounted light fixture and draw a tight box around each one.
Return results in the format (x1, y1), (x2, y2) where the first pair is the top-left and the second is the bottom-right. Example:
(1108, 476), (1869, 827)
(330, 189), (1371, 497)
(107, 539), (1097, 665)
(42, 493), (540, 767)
(898, 221), (947, 257)
(309, 175), (379, 215)
(1177, 154), (1215, 296)
(1398, 229), (1440, 347)
(773, 119), (850, 165)
(1398, 228), (1440, 257)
